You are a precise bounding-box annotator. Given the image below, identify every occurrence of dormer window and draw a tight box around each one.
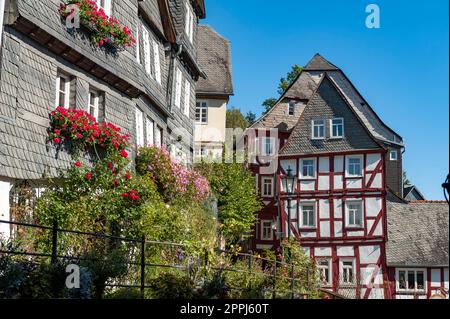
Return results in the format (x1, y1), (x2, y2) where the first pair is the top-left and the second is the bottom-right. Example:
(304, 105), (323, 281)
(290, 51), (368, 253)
(312, 120), (325, 139)
(185, 2), (195, 43)
(331, 118), (344, 138)
(288, 102), (295, 116)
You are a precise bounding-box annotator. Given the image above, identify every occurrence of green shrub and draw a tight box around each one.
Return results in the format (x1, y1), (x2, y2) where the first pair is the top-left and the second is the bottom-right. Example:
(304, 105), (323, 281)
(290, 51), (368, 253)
(148, 272), (198, 299)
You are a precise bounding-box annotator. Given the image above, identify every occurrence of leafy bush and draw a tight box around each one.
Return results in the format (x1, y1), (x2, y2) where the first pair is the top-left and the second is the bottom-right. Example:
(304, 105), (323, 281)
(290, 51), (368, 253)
(148, 272), (198, 299)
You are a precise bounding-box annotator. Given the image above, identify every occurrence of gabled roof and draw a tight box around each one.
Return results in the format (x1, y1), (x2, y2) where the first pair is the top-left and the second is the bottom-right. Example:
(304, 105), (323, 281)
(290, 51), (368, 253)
(304, 53), (339, 71)
(386, 200), (449, 267)
(280, 74), (382, 155)
(404, 184), (426, 201)
(196, 25), (233, 96)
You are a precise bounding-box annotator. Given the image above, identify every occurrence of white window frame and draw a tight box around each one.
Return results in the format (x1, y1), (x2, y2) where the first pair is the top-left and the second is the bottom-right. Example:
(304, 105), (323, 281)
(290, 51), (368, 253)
(396, 269), (427, 293)
(146, 118), (154, 146)
(184, 1), (194, 43)
(288, 101), (295, 116)
(195, 100), (208, 124)
(330, 118), (344, 139)
(135, 25), (141, 64)
(95, 0), (112, 16)
(55, 73), (70, 109)
(311, 119), (325, 140)
(152, 39), (161, 84)
(261, 177), (274, 197)
(300, 202), (316, 229)
(155, 126), (162, 147)
(317, 259), (333, 287)
(174, 67), (182, 108)
(261, 137), (276, 156)
(345, 200), (364, 228)
(135, 108), (144, 148)
(260, 220), (273, 241)
(339, 259), (356, 286)
(183, 80), (191, 117)
(88, 90), (100, 120)
(346, 155), (363, 178)
(390, 150), (398, 161)
(142, 24), (152, 75)
(300, 158), (317, 180)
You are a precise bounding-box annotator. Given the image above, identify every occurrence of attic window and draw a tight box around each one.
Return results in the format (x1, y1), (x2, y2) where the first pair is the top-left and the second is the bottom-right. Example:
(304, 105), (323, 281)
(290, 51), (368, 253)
(288, 102), (295, 116)
(390, 150), (398, 161)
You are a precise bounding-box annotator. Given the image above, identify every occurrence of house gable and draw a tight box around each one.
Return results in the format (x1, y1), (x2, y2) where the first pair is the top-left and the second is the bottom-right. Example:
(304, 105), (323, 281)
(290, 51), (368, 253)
(280, 75), (382, 155)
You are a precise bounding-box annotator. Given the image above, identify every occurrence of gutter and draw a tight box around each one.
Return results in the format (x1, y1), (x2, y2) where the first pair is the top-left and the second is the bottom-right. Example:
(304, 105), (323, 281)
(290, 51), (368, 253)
(0, 0), (5, 47)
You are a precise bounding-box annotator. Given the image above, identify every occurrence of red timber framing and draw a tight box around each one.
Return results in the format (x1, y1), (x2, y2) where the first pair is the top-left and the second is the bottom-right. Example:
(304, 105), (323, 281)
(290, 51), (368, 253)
(250, 143), (389, 298)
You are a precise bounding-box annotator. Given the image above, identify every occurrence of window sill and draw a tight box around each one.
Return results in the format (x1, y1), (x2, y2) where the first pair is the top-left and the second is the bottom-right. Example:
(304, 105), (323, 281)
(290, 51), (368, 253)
(345, 176), (363, 179)
(299, 227), (317, 231)
(330, 136), (344, 140)
(299, 177), (316, 181)
(396, 291), (427, 295)
(346, 226), (364, 231)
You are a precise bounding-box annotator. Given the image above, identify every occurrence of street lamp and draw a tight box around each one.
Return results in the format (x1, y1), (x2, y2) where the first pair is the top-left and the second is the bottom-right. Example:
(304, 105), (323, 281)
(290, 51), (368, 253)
(443, 174), (450, 205)
(281, 166), (296, 240)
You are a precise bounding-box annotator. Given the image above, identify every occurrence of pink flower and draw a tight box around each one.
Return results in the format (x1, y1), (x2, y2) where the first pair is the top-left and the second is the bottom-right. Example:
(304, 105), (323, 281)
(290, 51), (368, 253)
(74, 161), (81, 168)
(53, 137), (61, 144)
(120, 149), (128, 158)
(85, 172), (92, 180)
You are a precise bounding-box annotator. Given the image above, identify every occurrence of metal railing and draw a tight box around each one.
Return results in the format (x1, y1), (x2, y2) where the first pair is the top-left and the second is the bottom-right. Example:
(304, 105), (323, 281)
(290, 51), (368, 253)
(0, 219), (320, 299)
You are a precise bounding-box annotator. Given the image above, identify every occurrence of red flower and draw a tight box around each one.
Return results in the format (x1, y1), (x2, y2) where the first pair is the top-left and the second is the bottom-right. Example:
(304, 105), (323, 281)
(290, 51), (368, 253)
(75, 133), (83, 139)
(120, 149), (128, 158)
(54, 129), (61, 135)
(53, 137), (61, 144)
(74, 161), (82, 168)
(121, 192), (129, 198)
(108, 162), (114, 170)
(125, 172), (131, 180)
(85, 172), (93, 180)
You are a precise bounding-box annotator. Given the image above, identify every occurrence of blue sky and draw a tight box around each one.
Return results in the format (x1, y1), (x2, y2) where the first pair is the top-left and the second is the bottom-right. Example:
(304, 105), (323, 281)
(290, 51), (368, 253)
(203, 0), (449, 200)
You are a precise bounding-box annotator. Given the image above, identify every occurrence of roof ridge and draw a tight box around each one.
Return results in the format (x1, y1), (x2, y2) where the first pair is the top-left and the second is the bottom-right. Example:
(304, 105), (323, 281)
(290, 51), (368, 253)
(304, 53), (339, 71)
(408, 200), (448, 204)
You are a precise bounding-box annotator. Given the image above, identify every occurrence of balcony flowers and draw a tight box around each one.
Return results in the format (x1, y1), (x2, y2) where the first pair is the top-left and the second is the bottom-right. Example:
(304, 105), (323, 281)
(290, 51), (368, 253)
(49, 106), (130, 156)
(59, 0), (136, 49)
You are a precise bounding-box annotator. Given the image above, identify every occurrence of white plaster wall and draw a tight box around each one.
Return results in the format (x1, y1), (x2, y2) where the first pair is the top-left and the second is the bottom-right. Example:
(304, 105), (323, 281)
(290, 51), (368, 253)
(346, 179), (362, 189)
(431, 269), (441, 286)
(334, 221), (343, 237)
(337, 246), (354, 256)
(319, 157), (330, 172)
(320, 221), (330, 237)
(334, 199), (343, 218)
(300, 180), (315, 191)
(334, 175), (343, 189)
(318, 176), (329, 190)
(366, 197), (382, 217)
(319, 200), (330, 219)
(366, 153), (381, 171)
(359, 245), (381, 264)
(280, 159), (297, 176)
(334, 156), (344, 172)
(314, 247), (332, 257)
(0, 181), (11, 238)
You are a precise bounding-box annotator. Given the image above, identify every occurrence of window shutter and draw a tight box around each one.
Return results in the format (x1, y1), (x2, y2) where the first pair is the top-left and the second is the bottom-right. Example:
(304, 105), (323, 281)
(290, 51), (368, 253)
(146, 118), (154, 146)
(142, 25), (151, 75)
(184, 80), (191, 116)
(152, 39), (161, 84)
(136, 25), (141, 64)
(135, 108), (144, 147)
(174, 68), (182, 108)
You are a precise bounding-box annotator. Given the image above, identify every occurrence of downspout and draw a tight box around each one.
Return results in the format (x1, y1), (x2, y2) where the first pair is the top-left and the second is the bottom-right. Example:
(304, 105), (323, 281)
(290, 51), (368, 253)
(0, 0), (5, 47)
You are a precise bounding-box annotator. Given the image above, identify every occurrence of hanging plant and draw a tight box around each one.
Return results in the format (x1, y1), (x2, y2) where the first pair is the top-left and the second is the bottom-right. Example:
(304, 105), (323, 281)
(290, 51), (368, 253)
(48, 106), (130, 157)
(59, 0), (136, 49)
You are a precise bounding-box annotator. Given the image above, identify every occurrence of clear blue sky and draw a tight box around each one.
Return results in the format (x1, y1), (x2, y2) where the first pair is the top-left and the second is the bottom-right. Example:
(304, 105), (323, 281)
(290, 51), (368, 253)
(203, 0), (449, 200)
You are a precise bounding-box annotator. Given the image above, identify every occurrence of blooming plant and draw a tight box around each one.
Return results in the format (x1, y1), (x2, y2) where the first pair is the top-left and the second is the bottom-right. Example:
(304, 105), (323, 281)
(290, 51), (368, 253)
(136, 146), (210, 203)
(49, 106), (130, 156)
(59, 0), (136, 48)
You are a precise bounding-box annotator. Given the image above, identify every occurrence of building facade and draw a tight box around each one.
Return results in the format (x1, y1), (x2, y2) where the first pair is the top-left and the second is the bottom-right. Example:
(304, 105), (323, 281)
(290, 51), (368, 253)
(0, 0), (207, 236)
(194, 25), (233, 159)
(247, 54), (448, 299)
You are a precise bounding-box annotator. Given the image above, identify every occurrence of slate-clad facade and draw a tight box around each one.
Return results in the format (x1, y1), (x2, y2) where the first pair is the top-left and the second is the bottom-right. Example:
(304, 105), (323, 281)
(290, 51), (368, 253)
(0, 0), (208, 235)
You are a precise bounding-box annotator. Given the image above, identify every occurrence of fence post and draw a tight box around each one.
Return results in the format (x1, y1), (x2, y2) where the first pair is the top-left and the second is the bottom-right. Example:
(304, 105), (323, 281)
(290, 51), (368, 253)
(140, 235), (145, 299)
(290, 264), (295, 299)
(51, 220), (58, 265)
(272, 260), (277, 299)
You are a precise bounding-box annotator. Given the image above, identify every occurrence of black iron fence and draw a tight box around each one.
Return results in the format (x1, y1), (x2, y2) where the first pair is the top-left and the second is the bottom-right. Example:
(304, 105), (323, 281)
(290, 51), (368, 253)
(0, 219), (323, 299)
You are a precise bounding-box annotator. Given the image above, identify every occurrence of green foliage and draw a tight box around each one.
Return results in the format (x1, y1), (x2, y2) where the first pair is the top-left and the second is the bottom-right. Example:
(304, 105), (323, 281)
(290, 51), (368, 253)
(245, 111), (257, 126)
(196, 162), (261, 245)
(148, 272), (198, 299)
(226, 108), (249, 130)
(262, 65), (303, 114)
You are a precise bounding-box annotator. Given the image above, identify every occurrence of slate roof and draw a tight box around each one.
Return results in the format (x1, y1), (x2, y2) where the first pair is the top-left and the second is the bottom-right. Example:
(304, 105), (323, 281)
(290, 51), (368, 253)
(404, 185), (426, 201)
(304, 53), (339, 71)
(196, 25), (233, 96)
(386, 200), (449, 267)
(280, 75), (381, 155)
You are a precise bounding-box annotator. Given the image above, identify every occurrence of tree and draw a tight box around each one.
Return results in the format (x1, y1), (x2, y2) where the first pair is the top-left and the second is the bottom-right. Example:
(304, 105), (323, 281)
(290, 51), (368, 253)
(226, 107), (249, 130)
(245, 112), (257, 126)
(403, 171), (411, 186)
(262, 64), (303, 114)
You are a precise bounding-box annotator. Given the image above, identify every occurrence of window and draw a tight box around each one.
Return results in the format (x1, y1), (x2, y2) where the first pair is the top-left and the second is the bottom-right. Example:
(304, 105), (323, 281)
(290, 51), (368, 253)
(55, 73), (70, 108)
(262, 137), (275, 156)
(340, 260), (355, 285)
(262, 178), (274, 197)
(135, 25), (140, 64)
(288, 102), (295, 116)
(152, 39), (161, 84)
(261, 220), (273, 240)
(142, 24), (152, 75)
(88, 90), (100, 120)
(331, 118), (344, 138)
(318, 259), (332, 286)
(300, 159), (316, 179)
(195, 101), (208, 124)
(135, 108), (144, 147)
(174, 68), (182, 108)
(390, 150), (398, 161)
(184, 2), (194, 43)
(346, 156), (363, 177)
(183, 80), (191, 117)
(300, 203), (316, 228)
(312, 120), (325, 139)
(155, 126), (163, 147)
(146, 118), (154, 146)
(397, 269), (426, 292)
(346, 201), (363, 228)
(95, 0), (111, 16)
